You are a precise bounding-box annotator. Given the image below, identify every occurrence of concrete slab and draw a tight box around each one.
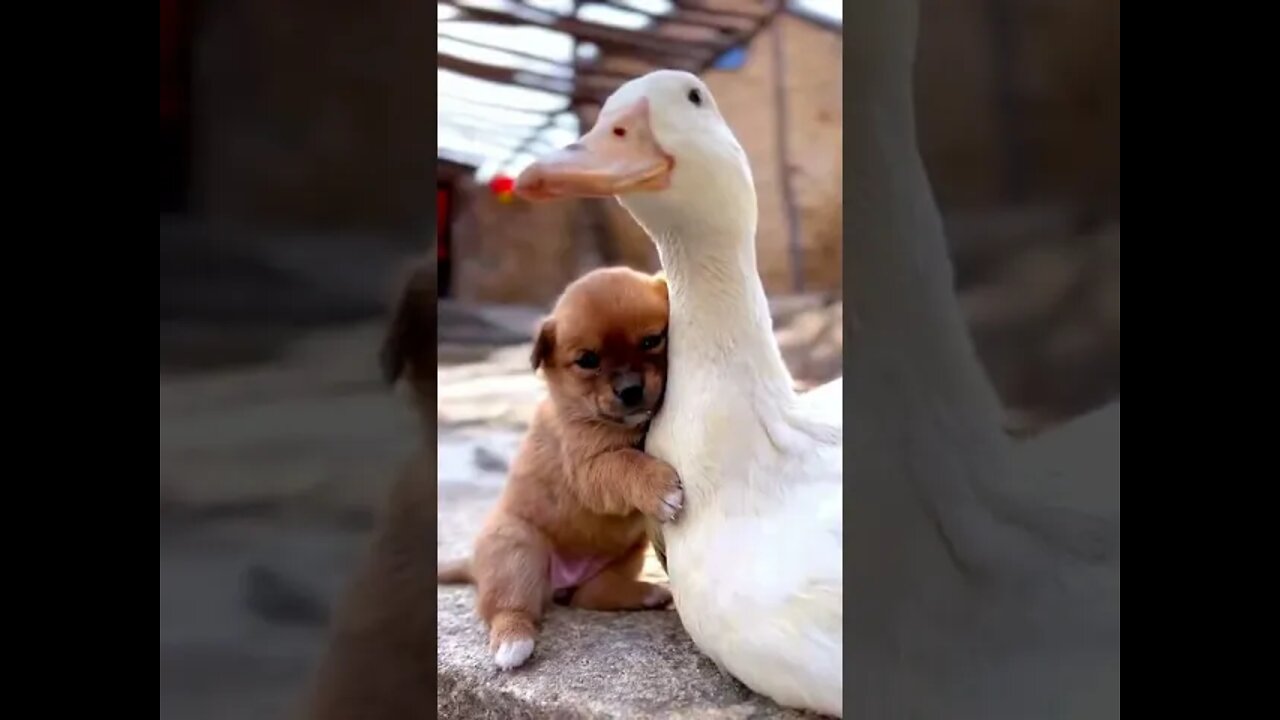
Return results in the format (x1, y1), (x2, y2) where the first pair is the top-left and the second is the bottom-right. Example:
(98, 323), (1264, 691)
(437, 479), (814, 720)
(438, 587), (811, 719)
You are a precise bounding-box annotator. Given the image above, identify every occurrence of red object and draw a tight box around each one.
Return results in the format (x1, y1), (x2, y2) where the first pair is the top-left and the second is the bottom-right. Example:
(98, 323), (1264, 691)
(437, 188), (450, 259)
(489, 175), (515, 196)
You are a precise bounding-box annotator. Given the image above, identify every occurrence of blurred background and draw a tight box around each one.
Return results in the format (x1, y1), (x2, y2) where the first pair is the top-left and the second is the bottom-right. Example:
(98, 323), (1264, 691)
(159, 1), (429, 718)
(159, 0), (1118, 718)
(434, 0), (1119, 431)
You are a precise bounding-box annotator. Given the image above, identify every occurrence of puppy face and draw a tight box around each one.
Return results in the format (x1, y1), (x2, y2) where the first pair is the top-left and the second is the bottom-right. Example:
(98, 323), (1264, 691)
(531, 267), (669, 428)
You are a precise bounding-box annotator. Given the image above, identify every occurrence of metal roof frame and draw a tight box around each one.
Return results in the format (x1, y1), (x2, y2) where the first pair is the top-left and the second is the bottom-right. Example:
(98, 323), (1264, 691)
(437, 0), (787, 178)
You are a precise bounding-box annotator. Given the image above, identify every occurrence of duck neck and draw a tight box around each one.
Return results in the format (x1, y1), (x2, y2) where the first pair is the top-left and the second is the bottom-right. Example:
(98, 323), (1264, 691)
(648, 214), (795, 403)
(847, 0), (1044, 580)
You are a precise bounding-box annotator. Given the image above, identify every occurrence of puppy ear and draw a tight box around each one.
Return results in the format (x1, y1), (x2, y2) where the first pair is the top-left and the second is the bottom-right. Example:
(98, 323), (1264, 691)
(530, 318), (556, 371)
(380, 260), (437, 386)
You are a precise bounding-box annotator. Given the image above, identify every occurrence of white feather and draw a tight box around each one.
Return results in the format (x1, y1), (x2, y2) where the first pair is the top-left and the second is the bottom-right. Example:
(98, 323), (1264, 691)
(605, 70), (845, 718)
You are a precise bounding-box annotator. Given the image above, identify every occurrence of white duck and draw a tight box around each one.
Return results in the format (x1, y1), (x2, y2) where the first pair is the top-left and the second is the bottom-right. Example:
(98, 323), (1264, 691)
(516, 1), (1118, 716)
(516, 71), (843, 715)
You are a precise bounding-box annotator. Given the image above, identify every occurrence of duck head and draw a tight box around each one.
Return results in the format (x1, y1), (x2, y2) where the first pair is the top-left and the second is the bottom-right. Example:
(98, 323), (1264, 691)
(515, 70), (756, 238)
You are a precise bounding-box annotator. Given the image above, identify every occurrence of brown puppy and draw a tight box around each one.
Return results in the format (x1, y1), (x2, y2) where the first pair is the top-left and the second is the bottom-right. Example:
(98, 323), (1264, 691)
(438, 266), (681, 670)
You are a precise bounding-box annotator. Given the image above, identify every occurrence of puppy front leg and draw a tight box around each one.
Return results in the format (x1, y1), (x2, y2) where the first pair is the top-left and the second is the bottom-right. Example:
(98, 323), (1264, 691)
(570, 449), (683, 521)
(472, 515), (551, 670)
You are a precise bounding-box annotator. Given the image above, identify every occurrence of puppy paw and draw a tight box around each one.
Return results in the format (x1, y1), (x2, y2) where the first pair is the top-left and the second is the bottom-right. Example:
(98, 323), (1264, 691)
(641, 583), (673, 609)
(493, 637), (535, 670)
(657, 485), (684, 522)
(640, 462), (684, 522)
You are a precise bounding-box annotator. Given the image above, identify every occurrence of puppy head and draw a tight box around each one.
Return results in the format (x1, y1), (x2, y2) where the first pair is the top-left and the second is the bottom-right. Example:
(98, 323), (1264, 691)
(531, 267), (669, 428)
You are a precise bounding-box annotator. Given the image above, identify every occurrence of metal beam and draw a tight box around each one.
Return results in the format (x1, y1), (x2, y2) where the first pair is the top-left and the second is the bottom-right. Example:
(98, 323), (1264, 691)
(671, 0), (772, 21)
(436, 90), (566, 116)
(438, 31), (640, 80)
(693, 0), (787, 72)
(436, 53), (610, 104)
(439, 117), (561, 146)
(590, 0), (753, 33)
(442, 106), (555, 130)
(436, 0), (781, 169)
(443, 0), (716, 67)
(438, 32), (575, 76)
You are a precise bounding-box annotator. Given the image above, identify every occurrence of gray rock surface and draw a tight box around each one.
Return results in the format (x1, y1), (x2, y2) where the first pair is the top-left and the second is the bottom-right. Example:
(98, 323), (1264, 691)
(436, 415), (813, 719)
(438, 588), (809, 719)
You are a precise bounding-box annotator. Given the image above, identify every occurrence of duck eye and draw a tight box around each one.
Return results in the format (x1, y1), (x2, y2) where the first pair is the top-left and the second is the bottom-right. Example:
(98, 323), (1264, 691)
(640, 333), (665, 351)
(575, 351), (601, 370)
(687, 88), (702, 107)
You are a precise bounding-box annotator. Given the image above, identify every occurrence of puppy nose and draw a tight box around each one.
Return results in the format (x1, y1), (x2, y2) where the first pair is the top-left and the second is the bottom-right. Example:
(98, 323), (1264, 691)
(612, 373), (645, 408)
(618, 385), (644, 408)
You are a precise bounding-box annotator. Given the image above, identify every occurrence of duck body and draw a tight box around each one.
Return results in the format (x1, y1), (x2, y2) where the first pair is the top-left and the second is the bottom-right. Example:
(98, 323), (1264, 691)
(647, 375), (843, 716)
(639, 215), (843, 716)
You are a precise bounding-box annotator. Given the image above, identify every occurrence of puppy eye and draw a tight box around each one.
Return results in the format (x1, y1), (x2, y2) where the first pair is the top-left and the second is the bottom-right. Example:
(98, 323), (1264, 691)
(574, 351), (601, 370)
(640, 333), (665, 351)
(687, 88), (702, 107)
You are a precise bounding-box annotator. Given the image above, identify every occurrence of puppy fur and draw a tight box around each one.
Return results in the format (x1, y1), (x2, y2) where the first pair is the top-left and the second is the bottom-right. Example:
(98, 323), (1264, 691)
(438, 266), (681, 671)
(380, 258), (436, 430)
(297, 259), (437, 720)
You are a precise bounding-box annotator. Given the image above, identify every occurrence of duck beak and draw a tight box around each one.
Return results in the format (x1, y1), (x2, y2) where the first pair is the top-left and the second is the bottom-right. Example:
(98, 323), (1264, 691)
(515, 98), (673, 201)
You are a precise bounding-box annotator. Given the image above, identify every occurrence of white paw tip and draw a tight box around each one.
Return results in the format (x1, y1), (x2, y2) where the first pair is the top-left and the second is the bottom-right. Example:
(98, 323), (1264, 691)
(493, 638), (535, 670)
